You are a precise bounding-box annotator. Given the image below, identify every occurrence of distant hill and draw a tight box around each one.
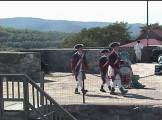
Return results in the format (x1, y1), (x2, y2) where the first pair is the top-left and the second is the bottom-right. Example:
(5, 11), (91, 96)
(0, 26), (73, 51)
(1, 17), (144, 37)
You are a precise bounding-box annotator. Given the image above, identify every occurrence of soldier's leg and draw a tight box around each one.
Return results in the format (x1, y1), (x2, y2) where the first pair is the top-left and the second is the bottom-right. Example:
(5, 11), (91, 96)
(78, 72), (88, 94)
(77, 72), (83, 89)
(116, 74), (128, 95)
(116, 74), (123, 88)
(110, 79), (117, 95)
(100, 82), (106, 92)
(74, 72), (82, 94)
(105, 74), (111, 91)
(100, 74), (106, 92)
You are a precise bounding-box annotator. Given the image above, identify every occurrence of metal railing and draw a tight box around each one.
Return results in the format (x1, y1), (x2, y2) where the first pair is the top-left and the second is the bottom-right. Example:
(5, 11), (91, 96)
(0, 74), (77, 120)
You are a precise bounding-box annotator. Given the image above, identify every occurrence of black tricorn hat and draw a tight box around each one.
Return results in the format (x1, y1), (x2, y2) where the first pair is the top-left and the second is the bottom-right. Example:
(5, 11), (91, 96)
(109, 42), (120, 48)
(100, 49), (109, 53)
(74, 44), (84, 49)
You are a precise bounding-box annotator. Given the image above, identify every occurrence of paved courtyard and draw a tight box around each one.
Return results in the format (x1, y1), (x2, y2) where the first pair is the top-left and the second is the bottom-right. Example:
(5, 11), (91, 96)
(3, 63), (162, 111)
(44, 63), (162, 106)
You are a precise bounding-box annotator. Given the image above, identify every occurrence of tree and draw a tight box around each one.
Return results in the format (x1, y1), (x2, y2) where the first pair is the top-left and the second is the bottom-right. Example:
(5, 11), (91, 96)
(0, 26), (73, 51)
(60, 21), (132, 48)
(138, 22), (162, 37)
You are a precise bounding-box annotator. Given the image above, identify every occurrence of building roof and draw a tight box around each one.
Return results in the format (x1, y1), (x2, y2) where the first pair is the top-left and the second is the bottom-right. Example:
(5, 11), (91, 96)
(136, 29), (162, 41)
(120, 39), (162, 47)
(151, 29), (162, 38)
(121, 29), (162, 47)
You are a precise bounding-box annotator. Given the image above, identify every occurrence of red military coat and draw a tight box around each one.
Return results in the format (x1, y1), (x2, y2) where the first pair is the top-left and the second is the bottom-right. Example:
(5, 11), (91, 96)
(108, 50), (121, 81)
(70, 51), (88, 81)
(98, 55), (109, 84)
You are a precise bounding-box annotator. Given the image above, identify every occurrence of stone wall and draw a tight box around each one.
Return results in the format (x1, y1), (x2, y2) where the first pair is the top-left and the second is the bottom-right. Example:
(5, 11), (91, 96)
(0, 51), (42, 81)
(22, 46), (158, 74)
(22, 49), (104, 73)
(63, 105), (162, 120)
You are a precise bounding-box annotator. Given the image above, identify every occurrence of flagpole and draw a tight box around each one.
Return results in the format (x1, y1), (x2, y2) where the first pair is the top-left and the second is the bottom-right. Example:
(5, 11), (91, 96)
(147, 0), (149, 46)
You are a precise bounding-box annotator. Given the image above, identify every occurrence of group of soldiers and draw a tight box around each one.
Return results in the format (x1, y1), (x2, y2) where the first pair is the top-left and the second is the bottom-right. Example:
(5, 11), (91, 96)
(70, 42), (128, 96)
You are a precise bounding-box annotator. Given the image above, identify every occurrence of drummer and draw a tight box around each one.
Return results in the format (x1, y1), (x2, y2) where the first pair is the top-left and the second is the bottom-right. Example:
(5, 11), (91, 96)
(108, 42), (128, 95)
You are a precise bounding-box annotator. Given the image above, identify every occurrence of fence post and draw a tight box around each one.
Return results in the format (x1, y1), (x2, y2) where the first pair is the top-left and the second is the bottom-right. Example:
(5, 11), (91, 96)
(40, 71), (44, 105)
(0, 77), (3, 116)
(23, 79), (29, 120)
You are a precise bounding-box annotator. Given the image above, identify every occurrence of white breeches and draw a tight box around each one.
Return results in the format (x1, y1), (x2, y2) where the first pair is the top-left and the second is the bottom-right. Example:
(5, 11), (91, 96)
(76, 71), (83, 89)
(102, 73), (111, 87)
(112, 73), (123, 88)
(135, 52), (142, 60)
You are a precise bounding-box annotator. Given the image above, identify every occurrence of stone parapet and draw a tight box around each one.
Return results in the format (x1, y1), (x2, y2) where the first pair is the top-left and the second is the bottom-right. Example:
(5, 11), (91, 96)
(21, 46), (158, 73)
(0, 51), (42, 82)
(63, 105), (162, 120)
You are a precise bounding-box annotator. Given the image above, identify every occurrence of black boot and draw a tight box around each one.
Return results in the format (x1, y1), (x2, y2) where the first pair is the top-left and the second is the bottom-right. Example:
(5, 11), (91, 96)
(119, 87), (128, 95)
(75, 88), (80, 94)
(110, 87), (118, 95)
(100, 85), (106, 92)
(108, 86), (111, 91)
(81, 89), (88, 94)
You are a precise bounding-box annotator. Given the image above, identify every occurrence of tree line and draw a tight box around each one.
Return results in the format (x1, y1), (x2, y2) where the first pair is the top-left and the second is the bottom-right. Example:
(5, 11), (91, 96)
(0, 26), (73, 51)
(0, 22), (162, 51)
(59, 22), (162, 48)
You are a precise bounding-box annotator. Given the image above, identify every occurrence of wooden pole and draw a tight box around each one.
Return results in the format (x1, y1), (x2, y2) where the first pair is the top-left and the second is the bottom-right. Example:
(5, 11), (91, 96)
(147, 0), (149, 46)
(23, 79), (29, 120)
(82, 71), (85, 103)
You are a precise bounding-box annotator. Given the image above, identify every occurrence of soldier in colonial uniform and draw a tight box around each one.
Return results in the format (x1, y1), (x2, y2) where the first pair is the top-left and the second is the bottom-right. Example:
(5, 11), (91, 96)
(108, 42), (128, 95)
(98, 49), (111, 92)
(70, 44), (88, 94)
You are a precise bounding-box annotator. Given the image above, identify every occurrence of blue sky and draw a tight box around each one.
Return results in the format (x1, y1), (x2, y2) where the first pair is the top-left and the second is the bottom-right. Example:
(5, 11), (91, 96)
(0, 1), (162, 24)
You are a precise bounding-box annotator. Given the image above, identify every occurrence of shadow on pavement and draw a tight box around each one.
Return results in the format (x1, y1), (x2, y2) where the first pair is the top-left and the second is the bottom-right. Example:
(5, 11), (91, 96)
(43, 79), (56, 83)
(140, 74), (155, 79)
(86, 94), (119, 99)
(123, 93), (162, 100)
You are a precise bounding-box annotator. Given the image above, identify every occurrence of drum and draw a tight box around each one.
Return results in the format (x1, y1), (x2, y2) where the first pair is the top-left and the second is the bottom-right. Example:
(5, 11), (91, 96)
(119, 66), (132, 85)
